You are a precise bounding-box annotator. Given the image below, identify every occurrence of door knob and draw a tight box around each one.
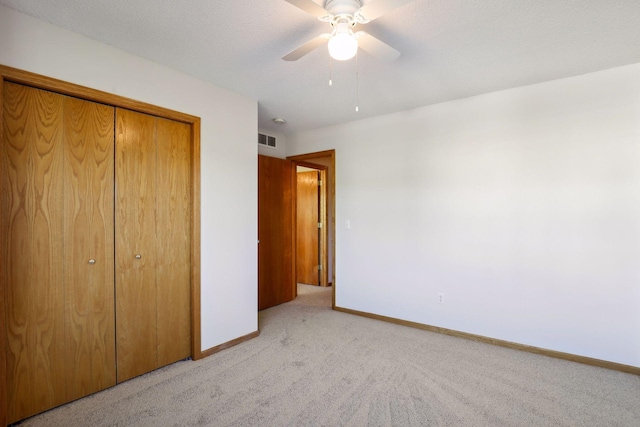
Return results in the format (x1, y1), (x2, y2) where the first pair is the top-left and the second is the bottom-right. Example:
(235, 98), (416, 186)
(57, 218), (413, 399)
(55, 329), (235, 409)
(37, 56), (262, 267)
(135, 254), (142, 260)
(88, 259), (96, 265)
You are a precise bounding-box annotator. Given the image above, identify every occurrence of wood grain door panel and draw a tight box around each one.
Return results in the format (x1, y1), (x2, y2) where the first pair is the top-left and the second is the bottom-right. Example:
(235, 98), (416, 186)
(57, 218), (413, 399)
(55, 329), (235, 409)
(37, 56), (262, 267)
(156, 117), (191, 366)
(258, 155), (295, 310)
(63, 96), (116, 400)
(115, 108), (158, 382)
(296, 171), (320, 285)
(0, 72), (6, 427)
(3, 83), (66, 423)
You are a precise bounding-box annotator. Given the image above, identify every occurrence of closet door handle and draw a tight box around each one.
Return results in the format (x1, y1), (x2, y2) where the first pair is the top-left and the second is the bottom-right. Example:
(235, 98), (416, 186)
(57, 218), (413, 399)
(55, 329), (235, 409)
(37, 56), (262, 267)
(88, 259), (96, 265)
(135, 254), (142, 260)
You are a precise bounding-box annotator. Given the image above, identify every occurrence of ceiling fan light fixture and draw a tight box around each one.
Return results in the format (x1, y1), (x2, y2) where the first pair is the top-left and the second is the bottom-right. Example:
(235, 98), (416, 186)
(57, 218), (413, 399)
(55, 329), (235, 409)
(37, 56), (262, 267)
(328, 26), (358, 61)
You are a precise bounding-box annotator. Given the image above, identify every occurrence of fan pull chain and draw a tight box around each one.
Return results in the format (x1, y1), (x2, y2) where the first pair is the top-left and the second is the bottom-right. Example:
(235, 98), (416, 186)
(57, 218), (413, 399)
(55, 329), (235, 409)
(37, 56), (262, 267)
(329, 56), (333, 86)
(355, 51), (359, 112)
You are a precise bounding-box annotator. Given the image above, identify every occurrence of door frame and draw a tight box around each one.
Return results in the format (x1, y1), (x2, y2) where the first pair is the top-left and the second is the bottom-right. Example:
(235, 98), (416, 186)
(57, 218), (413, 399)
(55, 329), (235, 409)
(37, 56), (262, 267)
(0, 65), (202, 424)
(294, 162), (328, 288)
(287, 150), (336, 307)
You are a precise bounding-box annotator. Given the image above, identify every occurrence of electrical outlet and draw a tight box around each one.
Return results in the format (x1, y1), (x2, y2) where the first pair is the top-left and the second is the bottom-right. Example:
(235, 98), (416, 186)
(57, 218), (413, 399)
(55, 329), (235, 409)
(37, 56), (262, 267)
(438, 293), (445, 304)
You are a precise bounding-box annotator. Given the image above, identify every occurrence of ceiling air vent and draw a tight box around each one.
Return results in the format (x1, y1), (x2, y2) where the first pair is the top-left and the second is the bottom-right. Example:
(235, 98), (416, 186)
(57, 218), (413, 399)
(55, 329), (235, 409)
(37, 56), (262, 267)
(258, 133), (277, 149)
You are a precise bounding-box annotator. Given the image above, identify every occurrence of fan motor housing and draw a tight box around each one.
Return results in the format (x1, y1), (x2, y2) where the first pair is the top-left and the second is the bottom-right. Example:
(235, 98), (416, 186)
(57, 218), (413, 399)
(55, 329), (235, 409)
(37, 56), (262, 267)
(325, 0), (361, 17)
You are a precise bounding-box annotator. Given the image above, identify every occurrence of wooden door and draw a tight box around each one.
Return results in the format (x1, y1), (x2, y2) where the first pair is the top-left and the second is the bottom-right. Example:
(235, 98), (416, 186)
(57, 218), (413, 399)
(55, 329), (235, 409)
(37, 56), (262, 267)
(156, 117), (191, 367)
(296, 171), (320, 285)
(115, 108), (158, 382)
(258, 155), (295, 310)
(62, 96), (116, 400)
(3, 82), (66, 423)
(0, 75), (5, 426)
(115, 110), (192, 381)
(2, 83), (116, 423)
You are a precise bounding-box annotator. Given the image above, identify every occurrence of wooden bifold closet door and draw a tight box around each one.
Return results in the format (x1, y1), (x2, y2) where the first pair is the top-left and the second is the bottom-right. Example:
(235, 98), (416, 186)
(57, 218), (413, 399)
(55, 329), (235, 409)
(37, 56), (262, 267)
(115, 108), (191, 383)
(2, 82), (116, 423)
(2, 83), (192, 424)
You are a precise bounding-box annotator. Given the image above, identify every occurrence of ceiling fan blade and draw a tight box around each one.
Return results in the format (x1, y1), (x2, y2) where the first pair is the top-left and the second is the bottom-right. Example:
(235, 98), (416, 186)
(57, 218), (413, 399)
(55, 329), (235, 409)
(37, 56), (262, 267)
(357, 0), (415, 22)
(356, 32), (401, 62)
(283, 34), (331, 61)
(284, 0), (329, 18)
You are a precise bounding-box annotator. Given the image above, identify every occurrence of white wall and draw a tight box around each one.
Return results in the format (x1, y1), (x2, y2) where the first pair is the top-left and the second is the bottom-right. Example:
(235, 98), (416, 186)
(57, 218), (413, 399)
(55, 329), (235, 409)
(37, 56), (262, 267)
(0, 5), (258, 351)
(288, 63), (640, 367)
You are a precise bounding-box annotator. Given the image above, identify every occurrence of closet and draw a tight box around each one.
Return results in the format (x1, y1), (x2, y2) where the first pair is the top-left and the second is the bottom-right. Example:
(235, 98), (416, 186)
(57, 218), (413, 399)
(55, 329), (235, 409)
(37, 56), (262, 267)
(1, 80), (193, 424)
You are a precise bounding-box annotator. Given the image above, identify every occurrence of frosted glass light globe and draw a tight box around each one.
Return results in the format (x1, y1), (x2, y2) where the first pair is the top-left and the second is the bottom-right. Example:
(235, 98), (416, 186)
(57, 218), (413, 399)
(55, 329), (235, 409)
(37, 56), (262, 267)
(328, 32), (358, 61)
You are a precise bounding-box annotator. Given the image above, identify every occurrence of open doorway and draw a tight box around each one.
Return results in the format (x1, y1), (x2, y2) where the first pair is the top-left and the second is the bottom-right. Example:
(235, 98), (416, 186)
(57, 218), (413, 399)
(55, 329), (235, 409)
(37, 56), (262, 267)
(288, 150), (336, 307)
(257, 150), (335, 311)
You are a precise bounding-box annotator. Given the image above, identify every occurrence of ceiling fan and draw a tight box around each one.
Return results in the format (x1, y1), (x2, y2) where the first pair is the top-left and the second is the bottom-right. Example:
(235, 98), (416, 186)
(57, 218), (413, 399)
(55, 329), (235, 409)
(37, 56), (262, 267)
(283, 0), (415, 62)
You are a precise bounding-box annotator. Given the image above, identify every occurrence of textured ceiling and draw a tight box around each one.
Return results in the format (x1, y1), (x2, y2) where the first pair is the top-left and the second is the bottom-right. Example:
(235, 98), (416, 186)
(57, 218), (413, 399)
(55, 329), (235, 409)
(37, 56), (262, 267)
(2, 0), (640, 134)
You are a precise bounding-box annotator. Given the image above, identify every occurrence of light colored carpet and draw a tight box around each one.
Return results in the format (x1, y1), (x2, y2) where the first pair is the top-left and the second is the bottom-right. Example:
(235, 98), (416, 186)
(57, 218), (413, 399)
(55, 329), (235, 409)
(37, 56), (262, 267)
(291, 283), (333, 307)
(20, 284), (640, 426)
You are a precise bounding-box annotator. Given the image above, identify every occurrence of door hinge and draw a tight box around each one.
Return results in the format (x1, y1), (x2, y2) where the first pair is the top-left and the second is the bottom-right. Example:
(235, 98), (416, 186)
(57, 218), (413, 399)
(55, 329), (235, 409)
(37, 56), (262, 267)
(318, 180), (322, 186)
(318, 222), (322, 228)
(318, 264), (323, 271)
